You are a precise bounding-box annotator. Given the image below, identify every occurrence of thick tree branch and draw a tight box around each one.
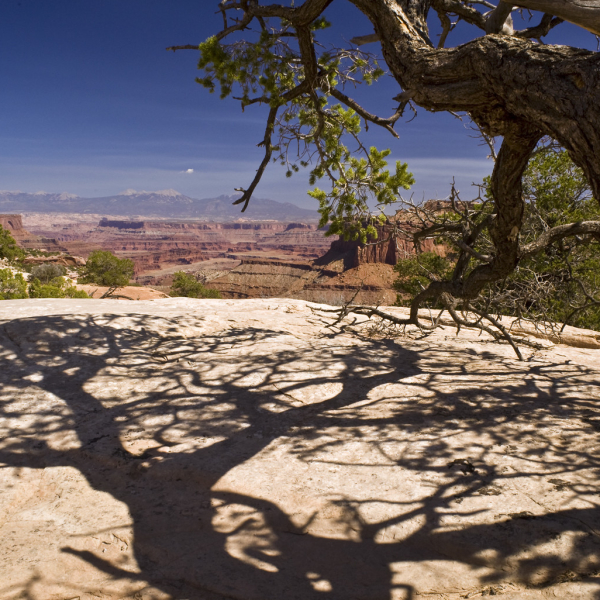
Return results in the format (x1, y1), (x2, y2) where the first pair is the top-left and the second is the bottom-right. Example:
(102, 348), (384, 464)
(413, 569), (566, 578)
(351, 0), (600, 200)
(485, 2), (514, 34)
(502, 0), (600, 35)
(464, 126), (541, 289)
(296, 25), (320, 86)
(520, 220), (600, 258)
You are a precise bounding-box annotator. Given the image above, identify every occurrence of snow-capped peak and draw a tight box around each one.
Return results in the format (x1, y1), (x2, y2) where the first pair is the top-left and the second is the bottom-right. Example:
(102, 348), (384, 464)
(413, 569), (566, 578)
(118, 188), (182, 197)
(118, 189), (147, 196)
(154, 189), (182, 197)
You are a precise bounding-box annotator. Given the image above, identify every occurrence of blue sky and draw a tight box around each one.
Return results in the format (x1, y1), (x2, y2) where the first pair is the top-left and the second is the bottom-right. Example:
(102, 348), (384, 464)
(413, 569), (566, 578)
(0, 1), (596, 208)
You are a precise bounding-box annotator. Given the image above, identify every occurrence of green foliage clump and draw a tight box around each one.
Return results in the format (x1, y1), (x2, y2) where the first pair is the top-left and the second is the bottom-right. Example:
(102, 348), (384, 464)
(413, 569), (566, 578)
(394, 252), (453, 304)
(30, 263), (67, 283)
(79, 251), (134, 287)
(393, 147), (600, 331)
(0, 225), (25, 262)
(309, 143), (414, 242)
(28, 276), (89, 299)
(0, 269), (28, 299)
(0, 267), (88, 300)
(514, 147), (600, 330)
(196, 29), (410, 242)
(197, 33), (299, 105)
(169, 271), (222, 299)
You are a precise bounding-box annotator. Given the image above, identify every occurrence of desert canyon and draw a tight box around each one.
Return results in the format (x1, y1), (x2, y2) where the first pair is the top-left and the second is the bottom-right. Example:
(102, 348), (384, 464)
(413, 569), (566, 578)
(6, 209), (410, 304)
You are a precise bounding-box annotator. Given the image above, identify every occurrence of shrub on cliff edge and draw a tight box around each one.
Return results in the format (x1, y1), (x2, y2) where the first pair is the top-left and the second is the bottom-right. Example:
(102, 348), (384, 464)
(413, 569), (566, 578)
(0, 269), (28, 299)
(0, 225), (25, 263)
(79, 251), (134, 287)
(170, 271), (221, 299)
(31, 263), (67, 284)
(28, 276), (89, 299)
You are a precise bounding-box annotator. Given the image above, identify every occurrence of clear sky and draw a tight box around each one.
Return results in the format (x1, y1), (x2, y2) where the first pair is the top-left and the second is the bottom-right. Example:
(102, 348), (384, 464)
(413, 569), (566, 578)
(0, 0), (596, 208)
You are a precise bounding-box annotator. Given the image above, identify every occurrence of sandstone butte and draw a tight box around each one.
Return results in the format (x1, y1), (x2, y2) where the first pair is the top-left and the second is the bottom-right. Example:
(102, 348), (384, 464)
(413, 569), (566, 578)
(1, 297), (600, 600)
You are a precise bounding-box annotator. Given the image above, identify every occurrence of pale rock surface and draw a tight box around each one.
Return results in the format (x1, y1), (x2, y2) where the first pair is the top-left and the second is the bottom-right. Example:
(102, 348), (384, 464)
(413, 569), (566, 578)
(76, 285), (170, 300)
(0, 297), (599, 600)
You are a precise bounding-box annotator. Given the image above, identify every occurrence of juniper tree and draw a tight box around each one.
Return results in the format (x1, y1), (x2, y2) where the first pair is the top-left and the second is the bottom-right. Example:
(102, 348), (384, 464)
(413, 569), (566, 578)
(0, 225), (25, 263)
(79, 251), (134, 288)
(169, 0), (600, 356)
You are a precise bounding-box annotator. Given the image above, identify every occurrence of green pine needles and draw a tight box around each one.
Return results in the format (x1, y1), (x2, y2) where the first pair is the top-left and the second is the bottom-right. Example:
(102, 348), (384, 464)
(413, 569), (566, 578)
(195, 23), (411, 240)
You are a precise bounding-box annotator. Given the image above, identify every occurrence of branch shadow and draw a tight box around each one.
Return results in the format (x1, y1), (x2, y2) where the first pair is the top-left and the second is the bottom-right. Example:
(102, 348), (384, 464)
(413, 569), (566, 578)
(1, 308), (599, 599)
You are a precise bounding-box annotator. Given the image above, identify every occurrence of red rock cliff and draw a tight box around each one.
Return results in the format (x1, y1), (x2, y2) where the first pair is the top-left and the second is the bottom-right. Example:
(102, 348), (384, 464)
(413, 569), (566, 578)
(0, 214), (26, 238)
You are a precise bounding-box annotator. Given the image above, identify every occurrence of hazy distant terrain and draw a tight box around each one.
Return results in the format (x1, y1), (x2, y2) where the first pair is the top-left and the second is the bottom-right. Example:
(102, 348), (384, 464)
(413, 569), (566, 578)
(0, 189), (320, 221)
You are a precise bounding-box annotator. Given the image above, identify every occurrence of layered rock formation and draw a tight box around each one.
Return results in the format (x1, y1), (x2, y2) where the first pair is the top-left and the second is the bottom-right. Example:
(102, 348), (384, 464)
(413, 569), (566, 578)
(23, 216), (331, 276)
(0, 214), (26, 236)
(1, 297), (600, 600)
(16, 215), (438, 302)
(209, 258), (322, 298)
(0, 213), (65, 252)
(210, 259), (399, 305)
(316, 222), (445, 271)
(209, 224), (434, 304)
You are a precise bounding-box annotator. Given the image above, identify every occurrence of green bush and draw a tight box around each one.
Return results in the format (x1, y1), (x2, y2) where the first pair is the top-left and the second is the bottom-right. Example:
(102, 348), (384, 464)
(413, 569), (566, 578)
(30, 263), (67, 283)
(0, 269), (28, 299)
(0, 225), (25, 262)
(28, 276), (89, 299)
(393, 147), (600, 331)
(394, 252), (453, 305)
(170, 271), (222, 299)
(79, 251), (134, 287)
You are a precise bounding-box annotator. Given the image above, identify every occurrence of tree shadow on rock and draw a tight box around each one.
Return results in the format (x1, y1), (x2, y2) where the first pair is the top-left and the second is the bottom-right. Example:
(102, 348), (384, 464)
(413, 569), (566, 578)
(0, 310), (599, 599)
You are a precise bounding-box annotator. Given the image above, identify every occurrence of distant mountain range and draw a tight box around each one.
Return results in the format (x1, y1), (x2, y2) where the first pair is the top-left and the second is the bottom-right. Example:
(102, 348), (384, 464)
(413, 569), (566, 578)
(0, 189), (320, 222)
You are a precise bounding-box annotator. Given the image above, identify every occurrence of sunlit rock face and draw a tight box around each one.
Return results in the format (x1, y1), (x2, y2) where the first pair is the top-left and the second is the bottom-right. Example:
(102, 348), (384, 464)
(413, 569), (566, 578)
(21, 216), (332, 278)
(1, 297), (599, 600)
(0, 212), (65, 253)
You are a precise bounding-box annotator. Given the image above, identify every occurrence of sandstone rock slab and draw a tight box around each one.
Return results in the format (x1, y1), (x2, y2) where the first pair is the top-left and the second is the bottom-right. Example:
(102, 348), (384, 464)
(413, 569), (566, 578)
(0, 298), (599, 599)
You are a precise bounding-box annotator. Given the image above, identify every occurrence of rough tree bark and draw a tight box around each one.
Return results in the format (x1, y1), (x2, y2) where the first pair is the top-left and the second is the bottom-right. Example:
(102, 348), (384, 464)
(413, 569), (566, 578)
(350, 0), (600, 201)
(348, 0), (600, 308)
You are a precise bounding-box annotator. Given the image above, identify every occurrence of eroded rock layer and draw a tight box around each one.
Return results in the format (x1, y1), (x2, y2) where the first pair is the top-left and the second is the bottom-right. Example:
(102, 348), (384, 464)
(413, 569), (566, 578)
(22, 216), (332, 276)
(0, 213), (65, 252)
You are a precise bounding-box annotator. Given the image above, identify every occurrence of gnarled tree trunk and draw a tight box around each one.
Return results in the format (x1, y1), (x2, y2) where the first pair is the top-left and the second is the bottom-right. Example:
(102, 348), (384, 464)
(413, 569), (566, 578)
(351, 0), (600, 202)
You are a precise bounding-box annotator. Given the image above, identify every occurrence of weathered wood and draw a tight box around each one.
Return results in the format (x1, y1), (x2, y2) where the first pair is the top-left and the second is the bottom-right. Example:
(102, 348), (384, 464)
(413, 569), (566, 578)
(504, 0), (600, 35)
(349, 0), (600, 201)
